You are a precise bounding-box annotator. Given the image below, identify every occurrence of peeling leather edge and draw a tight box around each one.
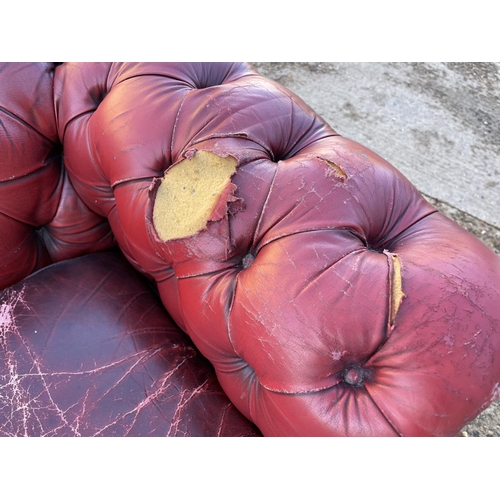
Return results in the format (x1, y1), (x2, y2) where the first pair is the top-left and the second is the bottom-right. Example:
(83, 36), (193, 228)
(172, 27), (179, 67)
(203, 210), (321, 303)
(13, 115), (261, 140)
(384, 250), (405, 329)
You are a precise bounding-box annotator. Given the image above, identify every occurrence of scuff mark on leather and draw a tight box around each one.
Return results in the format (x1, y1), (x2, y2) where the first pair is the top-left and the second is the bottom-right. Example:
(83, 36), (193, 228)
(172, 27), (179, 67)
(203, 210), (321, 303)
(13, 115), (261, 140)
(321, 157), (348, 182)
(0, 286), (27, 345)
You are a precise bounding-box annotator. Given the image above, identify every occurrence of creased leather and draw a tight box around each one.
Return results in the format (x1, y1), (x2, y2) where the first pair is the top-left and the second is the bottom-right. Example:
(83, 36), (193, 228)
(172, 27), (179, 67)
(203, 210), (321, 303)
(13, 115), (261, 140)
(0, 251), (260, 436)
(2, 62), (499, 436)
(0, 63), (116, 290)
(50, 62), (500, 436)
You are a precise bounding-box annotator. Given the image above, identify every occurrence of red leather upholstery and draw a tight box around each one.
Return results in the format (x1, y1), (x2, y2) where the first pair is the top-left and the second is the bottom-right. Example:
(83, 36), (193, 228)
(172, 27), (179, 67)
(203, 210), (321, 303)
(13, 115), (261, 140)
(0, 63), (115, 290)
(51, 62), (500, 436)
(0, 251), (260, 436)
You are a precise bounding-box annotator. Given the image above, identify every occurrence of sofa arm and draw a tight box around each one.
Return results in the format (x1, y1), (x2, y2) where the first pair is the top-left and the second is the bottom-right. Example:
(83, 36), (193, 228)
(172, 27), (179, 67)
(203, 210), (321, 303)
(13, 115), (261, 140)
(53, 62), (500, 436)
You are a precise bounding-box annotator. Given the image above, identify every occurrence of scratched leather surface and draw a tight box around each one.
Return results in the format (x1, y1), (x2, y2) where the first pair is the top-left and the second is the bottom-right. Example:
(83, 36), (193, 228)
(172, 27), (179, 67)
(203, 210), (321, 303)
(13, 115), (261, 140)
(47, 62), (500, 436)
(0, 251), (261, 436)
(0, 63), (115, 290)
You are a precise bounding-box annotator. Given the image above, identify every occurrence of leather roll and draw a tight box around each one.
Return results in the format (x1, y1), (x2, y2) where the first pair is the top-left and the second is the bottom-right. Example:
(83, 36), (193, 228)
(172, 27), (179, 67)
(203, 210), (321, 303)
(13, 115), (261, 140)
(53, 62), (500, 436)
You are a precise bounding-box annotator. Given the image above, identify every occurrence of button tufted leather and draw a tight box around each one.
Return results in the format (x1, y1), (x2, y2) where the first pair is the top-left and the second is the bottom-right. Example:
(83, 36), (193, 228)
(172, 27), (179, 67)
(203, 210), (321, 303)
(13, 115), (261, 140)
(0, 63), (116, 290)
(50, 62), (500, 436)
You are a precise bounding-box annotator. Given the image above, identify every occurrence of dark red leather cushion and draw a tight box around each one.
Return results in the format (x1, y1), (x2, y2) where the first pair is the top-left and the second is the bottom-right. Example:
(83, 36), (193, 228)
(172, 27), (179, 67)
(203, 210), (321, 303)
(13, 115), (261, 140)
(0, 250), (260, 436)
(0, 63), (115, 290)
(53, 62), (500, 436)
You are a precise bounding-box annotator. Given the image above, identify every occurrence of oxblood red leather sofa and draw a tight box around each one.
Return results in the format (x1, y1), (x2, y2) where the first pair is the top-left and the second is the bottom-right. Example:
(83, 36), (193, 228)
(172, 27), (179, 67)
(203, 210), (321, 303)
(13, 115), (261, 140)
(1, 62), (500, 436)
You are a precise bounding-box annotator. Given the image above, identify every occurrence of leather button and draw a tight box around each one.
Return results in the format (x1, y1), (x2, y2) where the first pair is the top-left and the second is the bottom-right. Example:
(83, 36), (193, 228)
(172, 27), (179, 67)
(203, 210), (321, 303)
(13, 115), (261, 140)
(343, 365), (365, 387)
(242, 254), (255, 269)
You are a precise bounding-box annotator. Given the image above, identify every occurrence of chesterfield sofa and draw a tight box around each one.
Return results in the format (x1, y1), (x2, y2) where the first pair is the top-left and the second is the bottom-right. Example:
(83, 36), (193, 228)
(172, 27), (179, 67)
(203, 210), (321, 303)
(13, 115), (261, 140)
(1, 62), (500, 436)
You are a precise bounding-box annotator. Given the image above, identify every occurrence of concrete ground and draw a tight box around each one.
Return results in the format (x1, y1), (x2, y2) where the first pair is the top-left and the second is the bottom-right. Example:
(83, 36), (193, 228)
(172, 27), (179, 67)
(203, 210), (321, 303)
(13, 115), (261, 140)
(253, 62), (500, 436)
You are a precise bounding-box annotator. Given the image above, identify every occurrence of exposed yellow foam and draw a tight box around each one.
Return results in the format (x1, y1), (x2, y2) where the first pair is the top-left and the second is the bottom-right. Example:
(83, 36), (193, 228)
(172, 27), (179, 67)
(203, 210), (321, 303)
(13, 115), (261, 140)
(390, 254), (405, 326)
(153, 151), (237, 241)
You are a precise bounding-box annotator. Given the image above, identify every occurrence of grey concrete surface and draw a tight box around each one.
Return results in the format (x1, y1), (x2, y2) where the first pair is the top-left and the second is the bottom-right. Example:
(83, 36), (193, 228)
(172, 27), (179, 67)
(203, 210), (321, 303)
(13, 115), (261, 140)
(253, 63), (500, 228)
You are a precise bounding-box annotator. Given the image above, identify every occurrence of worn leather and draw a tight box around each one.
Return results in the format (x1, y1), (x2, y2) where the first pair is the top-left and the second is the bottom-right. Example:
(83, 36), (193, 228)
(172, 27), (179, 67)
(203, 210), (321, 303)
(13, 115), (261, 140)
(0, 63), (115, 290)
(0, 251), (260, 436)
(50, 62), (500, 436)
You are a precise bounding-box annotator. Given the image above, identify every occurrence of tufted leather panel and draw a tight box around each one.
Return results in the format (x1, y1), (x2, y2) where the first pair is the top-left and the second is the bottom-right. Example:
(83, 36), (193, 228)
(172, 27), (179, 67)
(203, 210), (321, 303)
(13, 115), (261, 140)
(0, 63), (116, 290)
(0, 251), (261, 436)
(51, 62), (500, 436)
